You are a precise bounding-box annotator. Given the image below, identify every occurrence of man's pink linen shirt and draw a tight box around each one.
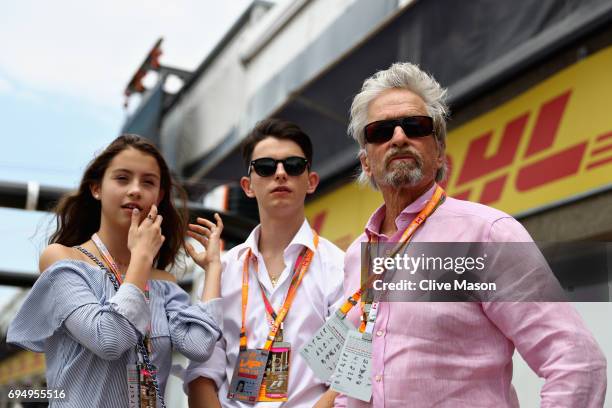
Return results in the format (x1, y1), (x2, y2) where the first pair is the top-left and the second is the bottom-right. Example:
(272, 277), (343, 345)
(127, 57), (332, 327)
(335, 185), (606, 407)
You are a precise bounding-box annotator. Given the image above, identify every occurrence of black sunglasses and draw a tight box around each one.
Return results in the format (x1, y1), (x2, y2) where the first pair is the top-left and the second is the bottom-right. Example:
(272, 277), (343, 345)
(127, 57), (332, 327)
(249, 156), (309, 177)
(364, 116), (434, 144)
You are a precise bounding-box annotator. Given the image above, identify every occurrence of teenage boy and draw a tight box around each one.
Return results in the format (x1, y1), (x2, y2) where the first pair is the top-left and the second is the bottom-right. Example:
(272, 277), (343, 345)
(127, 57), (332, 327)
(186, 118), (345, 408)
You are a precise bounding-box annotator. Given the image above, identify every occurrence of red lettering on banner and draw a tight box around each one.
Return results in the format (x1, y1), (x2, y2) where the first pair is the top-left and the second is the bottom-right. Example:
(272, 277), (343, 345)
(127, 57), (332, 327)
(449, 90), (594, 201)
(310, 211), (327, 234)
(524, 91), (571, 157)
(516, 143), (587, 191)
(453, 190), (472, 200)
(479, 175), (508, 204)
(585, 130), (612, 170)
(596, 131), (612, 143)
(586, 156), (612, 170)
(591, 143), (612, 157)
(513, 90), (587, 191)
(456, 113), (529, 186)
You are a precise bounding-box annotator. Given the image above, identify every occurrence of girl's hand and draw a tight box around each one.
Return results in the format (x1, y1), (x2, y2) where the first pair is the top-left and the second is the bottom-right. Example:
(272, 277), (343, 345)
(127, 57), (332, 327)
(186, 213), (224, 270)
(127, 204), (165, 263)
(124, 205), (164, 290)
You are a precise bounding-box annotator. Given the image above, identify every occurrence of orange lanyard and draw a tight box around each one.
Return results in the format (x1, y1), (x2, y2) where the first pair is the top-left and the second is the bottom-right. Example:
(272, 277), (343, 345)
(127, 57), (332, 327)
(92, 233), (124, 285)
(336, 185), (446, 331)
(92, 233), (150, 298)
(256, 246), (309, 328)
(240, 232), (320, 351)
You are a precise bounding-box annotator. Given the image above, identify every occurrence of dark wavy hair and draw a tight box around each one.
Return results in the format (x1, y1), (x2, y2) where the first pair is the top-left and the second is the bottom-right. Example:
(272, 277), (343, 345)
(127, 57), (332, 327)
(49, 134), (187, 269)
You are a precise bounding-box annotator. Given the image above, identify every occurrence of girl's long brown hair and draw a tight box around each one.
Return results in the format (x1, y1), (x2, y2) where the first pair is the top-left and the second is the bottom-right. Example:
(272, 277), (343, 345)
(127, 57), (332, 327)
(49, 134), (187, 269)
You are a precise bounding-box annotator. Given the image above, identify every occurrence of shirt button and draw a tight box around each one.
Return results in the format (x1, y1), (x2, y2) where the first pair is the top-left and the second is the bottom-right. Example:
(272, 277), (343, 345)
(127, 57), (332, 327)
(375, 375), (382, 382)
(376, 330), (384, 337)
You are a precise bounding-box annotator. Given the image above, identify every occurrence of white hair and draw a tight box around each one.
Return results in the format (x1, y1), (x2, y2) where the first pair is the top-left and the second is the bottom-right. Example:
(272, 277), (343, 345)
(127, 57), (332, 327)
(348, 62), (449, 189)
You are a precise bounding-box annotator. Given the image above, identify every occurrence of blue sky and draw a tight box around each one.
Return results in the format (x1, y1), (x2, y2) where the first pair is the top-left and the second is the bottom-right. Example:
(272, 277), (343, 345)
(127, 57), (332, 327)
(0, 87), (114, 274)
(0, 0), (256, 307)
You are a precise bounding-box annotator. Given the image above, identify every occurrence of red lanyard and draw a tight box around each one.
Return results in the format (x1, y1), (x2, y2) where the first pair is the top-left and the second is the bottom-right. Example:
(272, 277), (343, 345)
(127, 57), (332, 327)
(336, 185), (446, 331)
(240, 232), (319, 351)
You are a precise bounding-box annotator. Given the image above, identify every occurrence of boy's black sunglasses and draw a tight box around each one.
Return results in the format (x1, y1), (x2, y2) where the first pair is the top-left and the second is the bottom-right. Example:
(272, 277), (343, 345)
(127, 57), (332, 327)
(364, 116), (434, 144)
(249, 156), (309, 177)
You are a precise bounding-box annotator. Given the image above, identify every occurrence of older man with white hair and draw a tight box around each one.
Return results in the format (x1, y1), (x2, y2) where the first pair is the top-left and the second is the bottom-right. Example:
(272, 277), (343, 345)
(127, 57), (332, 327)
(333, 63), (606, 407)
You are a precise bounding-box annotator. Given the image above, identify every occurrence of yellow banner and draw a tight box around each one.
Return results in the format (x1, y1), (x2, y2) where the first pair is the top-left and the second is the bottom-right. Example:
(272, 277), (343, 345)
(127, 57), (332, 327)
(306, 46), (612, 248)
(0, 351), (45, 385)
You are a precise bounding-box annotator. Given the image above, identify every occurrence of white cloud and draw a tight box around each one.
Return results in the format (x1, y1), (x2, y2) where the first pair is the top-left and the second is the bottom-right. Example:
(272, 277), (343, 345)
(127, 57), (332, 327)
(14, 88), (44, 104)
(0, 76), (15, 94)
(0, 74), (46, 104)
(0, 0), (253, 110)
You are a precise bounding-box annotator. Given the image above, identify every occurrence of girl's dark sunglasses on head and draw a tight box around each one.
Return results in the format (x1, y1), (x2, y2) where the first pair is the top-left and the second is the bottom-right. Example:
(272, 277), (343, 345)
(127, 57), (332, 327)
(249, 156), (309, 177)
(364, 116), (434, 144)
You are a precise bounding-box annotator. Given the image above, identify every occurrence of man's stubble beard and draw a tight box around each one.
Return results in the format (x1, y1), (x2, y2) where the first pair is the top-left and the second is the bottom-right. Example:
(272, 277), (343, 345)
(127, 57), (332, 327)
(381, 148), (424, 189)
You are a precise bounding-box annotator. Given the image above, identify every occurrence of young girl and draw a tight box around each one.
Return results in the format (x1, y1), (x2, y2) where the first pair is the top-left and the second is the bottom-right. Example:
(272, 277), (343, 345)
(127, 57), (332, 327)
(8, 134), (223, 408)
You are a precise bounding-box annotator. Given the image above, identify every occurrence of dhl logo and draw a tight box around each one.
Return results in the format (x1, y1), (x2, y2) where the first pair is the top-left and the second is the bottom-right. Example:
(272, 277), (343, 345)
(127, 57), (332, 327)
(306, 46), (612, 247)
(442, 90), (612, 207)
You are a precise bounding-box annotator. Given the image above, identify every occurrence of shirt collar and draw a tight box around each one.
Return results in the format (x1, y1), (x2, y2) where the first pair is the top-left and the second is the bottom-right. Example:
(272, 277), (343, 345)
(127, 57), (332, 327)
(236, 218), (315, 260)
(236, 225), (262, 260)
(364, 183), (438, 237)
